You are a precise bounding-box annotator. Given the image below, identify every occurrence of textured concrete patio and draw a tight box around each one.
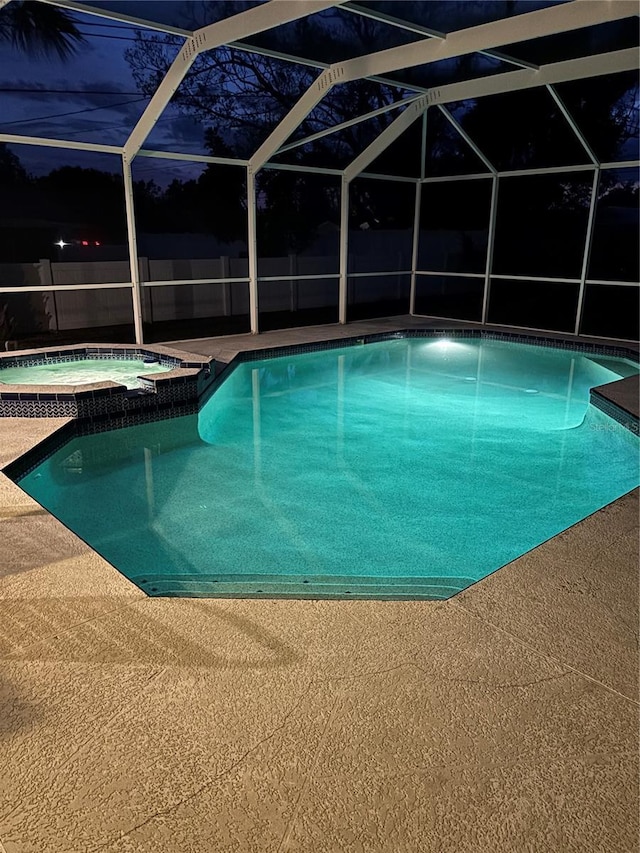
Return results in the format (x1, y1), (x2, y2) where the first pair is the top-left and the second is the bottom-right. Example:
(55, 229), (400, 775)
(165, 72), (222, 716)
(0, 318), (638, 852)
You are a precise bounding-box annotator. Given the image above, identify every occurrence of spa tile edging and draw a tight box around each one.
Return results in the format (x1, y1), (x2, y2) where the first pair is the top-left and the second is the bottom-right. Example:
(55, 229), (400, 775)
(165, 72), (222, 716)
(0, 344), (215, 421)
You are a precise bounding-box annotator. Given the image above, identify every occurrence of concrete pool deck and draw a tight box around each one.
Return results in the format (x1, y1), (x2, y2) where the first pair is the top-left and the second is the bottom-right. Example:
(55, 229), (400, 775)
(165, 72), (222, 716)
(0, 317), (638, 852)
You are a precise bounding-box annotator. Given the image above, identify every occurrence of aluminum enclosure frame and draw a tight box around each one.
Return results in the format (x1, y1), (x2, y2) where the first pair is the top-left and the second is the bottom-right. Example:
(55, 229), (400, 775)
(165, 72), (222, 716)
(1, 0), (638, 343)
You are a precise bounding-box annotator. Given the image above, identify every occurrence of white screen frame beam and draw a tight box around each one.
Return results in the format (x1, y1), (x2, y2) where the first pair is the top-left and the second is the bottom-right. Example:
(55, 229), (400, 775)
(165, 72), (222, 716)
(123, 0), (347, 162)
(249, 1), (637, 173)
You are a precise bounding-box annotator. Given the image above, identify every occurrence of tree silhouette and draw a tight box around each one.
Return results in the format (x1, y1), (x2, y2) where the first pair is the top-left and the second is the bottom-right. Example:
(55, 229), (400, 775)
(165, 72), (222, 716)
(0, 142), (29, 186)
(0, 0), (85, 59)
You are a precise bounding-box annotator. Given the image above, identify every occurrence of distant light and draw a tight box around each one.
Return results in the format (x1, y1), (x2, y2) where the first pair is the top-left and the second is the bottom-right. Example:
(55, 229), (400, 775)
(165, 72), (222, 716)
(94, 241), (100, 246)
(54, 239), (68, 249)
(81, 240), (89, 246)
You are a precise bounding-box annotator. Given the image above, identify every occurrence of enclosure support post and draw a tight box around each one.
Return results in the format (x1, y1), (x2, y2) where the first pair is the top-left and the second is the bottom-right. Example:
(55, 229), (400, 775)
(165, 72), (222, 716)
(482, 174), (499, 326)
(410, 111), (427, 316)
(338, 176), (349, 325)
(122, 155), (144, 345)
(575, 167), (600, 336)
(247, 167), (260, 334)
(409, 181), (422, 316)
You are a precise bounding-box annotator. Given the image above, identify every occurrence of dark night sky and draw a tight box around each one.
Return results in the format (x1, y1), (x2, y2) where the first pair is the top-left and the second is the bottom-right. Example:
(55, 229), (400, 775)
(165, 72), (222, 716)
(0, 2), (218, 181)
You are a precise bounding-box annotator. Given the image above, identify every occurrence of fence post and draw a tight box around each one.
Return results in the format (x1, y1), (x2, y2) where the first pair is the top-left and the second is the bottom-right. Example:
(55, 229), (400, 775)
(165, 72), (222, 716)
(221, 256), (232, 316)
(38, 258), (58, 331)
(138, 256), (152, 325)
(288, 253), (298, 313)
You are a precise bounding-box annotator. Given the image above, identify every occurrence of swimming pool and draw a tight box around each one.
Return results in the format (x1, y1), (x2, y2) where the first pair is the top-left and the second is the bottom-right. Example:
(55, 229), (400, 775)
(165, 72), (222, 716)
(16, 337), (639, 599)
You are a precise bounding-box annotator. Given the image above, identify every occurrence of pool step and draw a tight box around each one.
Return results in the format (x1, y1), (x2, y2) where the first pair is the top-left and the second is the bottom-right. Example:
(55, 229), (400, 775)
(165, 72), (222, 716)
(586, 356), (638, 378)
(130, 572), (478, 600)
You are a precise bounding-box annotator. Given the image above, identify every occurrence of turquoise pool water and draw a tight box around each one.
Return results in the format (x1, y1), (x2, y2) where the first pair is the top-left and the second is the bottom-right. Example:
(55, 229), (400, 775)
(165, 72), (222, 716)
(0, 358), (170, 389)
(17, 338), (639, 598)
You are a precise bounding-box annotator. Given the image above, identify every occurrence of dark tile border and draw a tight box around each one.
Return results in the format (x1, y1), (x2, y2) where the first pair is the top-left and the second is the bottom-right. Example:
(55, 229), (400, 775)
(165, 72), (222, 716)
(224, 328), (639, 364)
(590, 392), (639, 436)
(3, 420), (77, 480)
(3, 399), (201, 480)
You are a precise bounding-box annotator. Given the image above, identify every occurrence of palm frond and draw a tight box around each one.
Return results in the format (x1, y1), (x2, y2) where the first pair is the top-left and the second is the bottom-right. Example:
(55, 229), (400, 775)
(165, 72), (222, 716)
(0, 1), (85, 60)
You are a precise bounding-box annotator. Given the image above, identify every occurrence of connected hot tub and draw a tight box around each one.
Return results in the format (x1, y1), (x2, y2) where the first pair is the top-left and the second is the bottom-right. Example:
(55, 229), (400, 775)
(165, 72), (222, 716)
(0, 343), (215, 423)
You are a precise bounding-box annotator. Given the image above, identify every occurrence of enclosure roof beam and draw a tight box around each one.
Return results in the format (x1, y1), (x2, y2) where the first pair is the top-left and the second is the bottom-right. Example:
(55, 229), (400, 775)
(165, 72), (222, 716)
(137, 149), (249, 167)
(250, 69), (339, 171)
(29, 0), (507, 98)
(0, 130), (253, 166)
(344, 45), (638, 183)
(276, 94), (422, 155)
(230, 40), (431, 94)
(231, 40), (330, 71)
(425, 47), (639, 107)
(339, 0), (638, 83)
(344, 96), (428, 181)
(342, 2), (539, 71)
(436, 105), (495, 174)
(123, 0), (346, 162)
(0, 132), (122, 154)
(262, 162), (342, 176)
(546, 84), (599, 165)
(249, 0), (635, 172)
(341, 3), (445, 40)
(34, 0), (430, 96)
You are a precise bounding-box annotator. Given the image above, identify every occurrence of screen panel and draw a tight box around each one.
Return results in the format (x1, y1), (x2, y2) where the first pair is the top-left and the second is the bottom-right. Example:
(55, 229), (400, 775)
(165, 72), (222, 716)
(257, 278), (339, 331)
(418, 178), (493, 274)
(349, 178), (415, 274)
(141, 281), (250, 343)
(492, 173), (593, 279)
(488, 279), (579, 332)
(257, 170), (340, 277)
(588, 168), (639, 283)
(413, 274), (484, 322)
(580, 284), (639, 341)
(347, 273), (410, 320)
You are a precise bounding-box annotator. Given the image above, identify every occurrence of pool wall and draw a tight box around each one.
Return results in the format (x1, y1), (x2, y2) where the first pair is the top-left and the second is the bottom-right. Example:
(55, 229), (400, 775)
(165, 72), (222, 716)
(204, 328), (640, 434)
(0, 343), (215, 422)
